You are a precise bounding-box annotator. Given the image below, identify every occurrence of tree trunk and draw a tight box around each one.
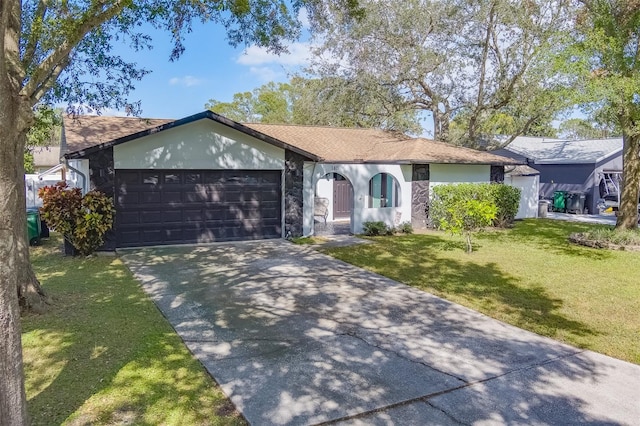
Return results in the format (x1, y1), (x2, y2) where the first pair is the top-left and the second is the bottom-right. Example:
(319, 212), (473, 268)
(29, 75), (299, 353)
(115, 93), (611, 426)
(0, 94), (31, 424)
(616, 132), (640, 230)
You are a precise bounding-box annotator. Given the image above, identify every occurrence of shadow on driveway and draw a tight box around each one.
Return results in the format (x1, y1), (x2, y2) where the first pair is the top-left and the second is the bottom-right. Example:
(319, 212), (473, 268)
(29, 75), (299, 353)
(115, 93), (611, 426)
(119, 241), (639, 425)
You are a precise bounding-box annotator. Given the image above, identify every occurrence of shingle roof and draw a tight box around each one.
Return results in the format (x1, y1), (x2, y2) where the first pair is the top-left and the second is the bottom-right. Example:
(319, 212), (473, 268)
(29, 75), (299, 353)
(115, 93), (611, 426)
(244, 123), (520, 165)
(32, 146), (61, 166)
(62, 115), (173, 154)
(61, 113), (520, 166)
(505, 165), (540, 176)
(504, 136), (623, 164)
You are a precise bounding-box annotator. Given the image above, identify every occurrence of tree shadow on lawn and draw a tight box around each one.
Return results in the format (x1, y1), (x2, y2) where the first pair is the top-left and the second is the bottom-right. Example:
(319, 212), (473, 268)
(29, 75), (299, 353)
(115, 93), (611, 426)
(327, 233), (598, 343)
(24, 244), (242, 426)
(475, 219), (613, 260)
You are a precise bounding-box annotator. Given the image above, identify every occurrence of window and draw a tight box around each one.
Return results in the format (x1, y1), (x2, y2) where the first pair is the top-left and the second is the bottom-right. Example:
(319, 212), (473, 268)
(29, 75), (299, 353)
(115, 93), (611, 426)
(412, 164), (429, 181)
(369, 173), (399, 208)
(164, 173), (181, 184)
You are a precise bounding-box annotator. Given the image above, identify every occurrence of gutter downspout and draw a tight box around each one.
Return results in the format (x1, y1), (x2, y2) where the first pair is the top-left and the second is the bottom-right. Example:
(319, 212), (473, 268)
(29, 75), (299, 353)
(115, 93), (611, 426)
(63, 158), (88, 194)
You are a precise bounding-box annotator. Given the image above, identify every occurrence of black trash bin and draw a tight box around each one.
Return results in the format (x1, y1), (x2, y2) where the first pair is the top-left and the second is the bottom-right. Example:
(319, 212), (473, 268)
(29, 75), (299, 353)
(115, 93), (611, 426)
(566, 192), (586, 214)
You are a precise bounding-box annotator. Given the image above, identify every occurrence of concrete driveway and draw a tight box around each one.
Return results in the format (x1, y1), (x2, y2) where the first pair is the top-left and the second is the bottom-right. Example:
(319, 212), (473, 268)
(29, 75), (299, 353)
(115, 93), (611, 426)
(119, 241), (640, 425)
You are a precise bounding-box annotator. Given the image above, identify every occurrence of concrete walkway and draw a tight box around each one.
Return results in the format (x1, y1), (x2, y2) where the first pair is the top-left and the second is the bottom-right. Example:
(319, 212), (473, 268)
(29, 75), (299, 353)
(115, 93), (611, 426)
(120, 241), (640, 425)
(546, 212), (617, 226)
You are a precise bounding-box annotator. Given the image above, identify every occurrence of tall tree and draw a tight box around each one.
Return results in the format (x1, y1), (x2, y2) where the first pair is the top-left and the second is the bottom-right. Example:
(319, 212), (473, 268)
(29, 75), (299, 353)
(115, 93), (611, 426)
(310, 0), (574, 147)
(558, 117), (621, 139)
(0, 1), (360, 423)
(206, 76), (422, 133)
(206, 81), (296, 123)
(567, 0), (640, 228)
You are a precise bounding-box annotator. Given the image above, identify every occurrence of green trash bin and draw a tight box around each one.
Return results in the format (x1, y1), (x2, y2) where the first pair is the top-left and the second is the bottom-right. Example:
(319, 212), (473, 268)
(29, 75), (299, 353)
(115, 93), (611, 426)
(553, 191), (567, 212)
(26, 207), (42, 246)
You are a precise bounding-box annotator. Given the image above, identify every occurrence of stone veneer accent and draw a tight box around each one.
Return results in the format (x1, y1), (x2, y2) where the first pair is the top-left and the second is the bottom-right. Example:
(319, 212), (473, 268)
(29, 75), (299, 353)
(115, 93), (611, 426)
(411, 164), (430, 229)
(284, 150), (305, 238)
(490, 165), (505, 183)
(411, 181), (430, 229)
(86, 147), (117, 250)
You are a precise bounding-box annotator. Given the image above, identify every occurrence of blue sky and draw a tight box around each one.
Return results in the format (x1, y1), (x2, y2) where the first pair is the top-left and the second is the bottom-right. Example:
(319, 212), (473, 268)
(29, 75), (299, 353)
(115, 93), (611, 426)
(108, 18), (314, 119)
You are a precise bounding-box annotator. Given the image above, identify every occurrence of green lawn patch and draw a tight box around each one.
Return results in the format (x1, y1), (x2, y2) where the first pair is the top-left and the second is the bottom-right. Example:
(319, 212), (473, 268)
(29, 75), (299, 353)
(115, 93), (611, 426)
(324, 219), (640, 365)
(290, 236), (329, 245)
(24, 234), (245, 426)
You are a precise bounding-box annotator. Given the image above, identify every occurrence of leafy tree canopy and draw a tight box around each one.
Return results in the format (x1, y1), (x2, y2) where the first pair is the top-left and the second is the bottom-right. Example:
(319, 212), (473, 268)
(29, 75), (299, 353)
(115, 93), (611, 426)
(562, 0), (640, 229)
(558, 117), (621, 140)
(206, 76), (423, 133)
(309, 0), (575, 147)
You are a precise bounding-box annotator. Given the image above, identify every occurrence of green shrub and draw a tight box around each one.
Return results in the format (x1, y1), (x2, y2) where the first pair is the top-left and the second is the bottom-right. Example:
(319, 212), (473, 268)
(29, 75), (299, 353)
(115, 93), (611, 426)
(39, 182), (114, 256)
(399, 222), (414, 234)
(430, 183), (498, 252)
(363, 221), (393, 236)
(489, 184), (521, 227)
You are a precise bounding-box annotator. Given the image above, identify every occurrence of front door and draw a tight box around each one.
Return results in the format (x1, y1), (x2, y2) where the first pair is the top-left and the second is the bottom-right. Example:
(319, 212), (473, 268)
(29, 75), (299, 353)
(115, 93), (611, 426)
(333, 175), (353, 219)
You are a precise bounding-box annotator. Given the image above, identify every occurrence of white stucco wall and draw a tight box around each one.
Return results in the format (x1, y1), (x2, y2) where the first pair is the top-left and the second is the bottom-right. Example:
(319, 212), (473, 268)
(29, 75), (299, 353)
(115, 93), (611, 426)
(315, 174), (335, 220)
(303, 163), (412, 235)
(506, 174), (540, 219)
(113, 119), (285, 170)
(67, 158), (90, 193)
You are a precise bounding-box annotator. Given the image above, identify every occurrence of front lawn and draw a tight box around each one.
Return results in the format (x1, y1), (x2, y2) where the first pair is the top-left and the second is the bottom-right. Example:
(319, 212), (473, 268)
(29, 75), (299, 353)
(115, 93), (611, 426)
(323, 219), (640, 365)
(24, 234), (245, 426)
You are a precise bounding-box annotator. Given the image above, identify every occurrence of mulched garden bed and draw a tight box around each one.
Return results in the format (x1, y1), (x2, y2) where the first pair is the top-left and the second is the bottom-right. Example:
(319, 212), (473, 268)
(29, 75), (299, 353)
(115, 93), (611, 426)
(569, 234), (640, 252)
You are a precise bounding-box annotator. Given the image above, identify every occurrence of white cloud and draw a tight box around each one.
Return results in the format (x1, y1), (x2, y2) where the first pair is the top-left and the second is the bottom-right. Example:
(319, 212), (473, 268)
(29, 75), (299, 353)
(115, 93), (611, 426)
(236, 42), (314, 67)
(248, 66), (282, 83)
(297, 8), (310, 29)
(168, 75), (204, 87)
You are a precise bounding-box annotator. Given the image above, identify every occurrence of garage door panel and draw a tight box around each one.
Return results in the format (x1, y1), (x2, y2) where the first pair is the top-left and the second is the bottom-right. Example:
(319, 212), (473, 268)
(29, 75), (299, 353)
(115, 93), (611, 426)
(262, 190), (280, 202)
(260, 208), (280, 220)
(116, 169), (282, 247)
(140, 191), (161, 203)
(183, 209), (204, 222)
(162, 191), (182, 204)
(184, 190), (207, 204)
(142, 211), (162, 223)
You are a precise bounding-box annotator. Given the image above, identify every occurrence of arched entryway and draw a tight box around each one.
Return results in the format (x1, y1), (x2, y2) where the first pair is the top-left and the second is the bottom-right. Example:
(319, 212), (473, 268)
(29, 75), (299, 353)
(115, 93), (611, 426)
(314, 172), (354, 235)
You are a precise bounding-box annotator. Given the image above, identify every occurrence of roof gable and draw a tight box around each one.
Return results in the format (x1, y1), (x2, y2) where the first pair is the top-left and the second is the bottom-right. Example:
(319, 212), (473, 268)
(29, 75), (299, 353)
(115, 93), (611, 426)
(62, 111), (319, 161)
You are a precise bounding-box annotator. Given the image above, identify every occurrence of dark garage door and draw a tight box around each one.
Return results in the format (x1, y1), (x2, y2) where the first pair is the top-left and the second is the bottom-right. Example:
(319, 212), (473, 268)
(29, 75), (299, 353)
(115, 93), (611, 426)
(115, 169), (282, 247)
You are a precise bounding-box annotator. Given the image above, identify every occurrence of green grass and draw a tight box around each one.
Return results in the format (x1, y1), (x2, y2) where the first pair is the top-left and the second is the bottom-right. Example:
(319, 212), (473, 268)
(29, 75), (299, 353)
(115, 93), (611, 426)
(290, 236), (328, 245)
(24, 234), (245, 426)
(324, 219), (640, 365)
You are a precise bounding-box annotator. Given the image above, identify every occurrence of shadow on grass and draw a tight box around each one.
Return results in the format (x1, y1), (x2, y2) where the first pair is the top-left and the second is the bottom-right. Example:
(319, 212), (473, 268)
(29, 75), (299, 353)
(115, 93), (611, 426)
(24, 236), (242, 426)
(476, 219), (613, 260)
(326, 232), (598, 342)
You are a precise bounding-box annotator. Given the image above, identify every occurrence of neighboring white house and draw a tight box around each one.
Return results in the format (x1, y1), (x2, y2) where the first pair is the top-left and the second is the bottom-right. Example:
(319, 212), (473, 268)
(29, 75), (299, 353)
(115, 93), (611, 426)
(505, 165), (541, 219)
(25, 144), (88, 207)
(59, 111), (522, 249)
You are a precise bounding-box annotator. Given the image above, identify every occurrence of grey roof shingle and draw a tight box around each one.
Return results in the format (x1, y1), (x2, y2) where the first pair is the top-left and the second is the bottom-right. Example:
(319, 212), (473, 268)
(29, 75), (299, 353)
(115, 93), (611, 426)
(504, 136), (623, 164)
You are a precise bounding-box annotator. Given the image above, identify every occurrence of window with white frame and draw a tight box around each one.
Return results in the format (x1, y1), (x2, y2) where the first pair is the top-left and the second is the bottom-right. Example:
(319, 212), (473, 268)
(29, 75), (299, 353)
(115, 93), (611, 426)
(368, 173), (399, 208)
